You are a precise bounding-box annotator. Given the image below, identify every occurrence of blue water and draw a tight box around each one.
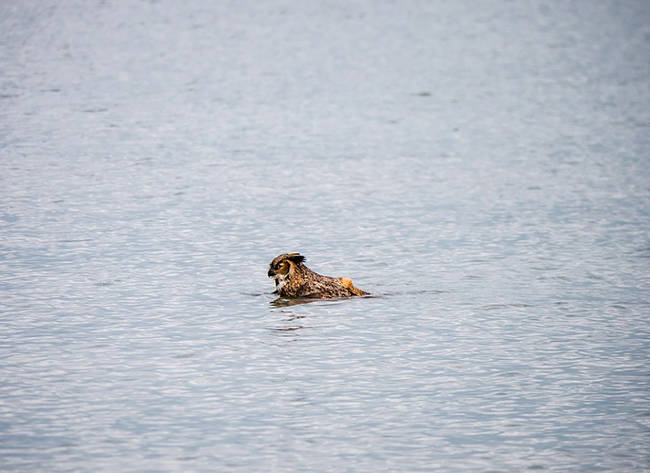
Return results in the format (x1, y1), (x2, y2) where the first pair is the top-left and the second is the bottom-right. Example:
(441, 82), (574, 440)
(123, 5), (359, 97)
(1, 1), (649, 471)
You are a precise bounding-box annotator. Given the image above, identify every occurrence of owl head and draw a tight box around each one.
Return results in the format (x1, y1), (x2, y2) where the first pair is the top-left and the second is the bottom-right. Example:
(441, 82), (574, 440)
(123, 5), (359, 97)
(267, 253), (305, 279)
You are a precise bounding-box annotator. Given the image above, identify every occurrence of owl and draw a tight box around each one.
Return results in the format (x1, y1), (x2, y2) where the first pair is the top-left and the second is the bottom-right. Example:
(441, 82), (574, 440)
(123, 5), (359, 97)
(267, 253), (369, 299)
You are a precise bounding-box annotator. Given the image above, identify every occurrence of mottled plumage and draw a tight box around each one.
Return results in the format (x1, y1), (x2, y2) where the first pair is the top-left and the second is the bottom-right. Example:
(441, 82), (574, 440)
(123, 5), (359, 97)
(267, 253), (368, 299)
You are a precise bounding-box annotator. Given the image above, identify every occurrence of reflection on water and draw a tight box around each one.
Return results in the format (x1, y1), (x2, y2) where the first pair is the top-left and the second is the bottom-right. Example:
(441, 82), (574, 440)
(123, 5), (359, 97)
(268, 314), (309, 337)
(271, 325), (306, 333)
(270, 296), (320, 307)
(1, 0), (649, 472)
(269, 295), (374, 307)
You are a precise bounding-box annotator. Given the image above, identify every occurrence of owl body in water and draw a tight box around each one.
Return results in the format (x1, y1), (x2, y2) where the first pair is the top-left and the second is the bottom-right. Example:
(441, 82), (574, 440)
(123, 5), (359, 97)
(267, 253), (368, 299)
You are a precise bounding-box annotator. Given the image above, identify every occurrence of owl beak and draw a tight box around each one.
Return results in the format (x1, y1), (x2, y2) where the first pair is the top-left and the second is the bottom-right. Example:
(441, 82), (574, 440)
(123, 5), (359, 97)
(267, 268), (276, 278)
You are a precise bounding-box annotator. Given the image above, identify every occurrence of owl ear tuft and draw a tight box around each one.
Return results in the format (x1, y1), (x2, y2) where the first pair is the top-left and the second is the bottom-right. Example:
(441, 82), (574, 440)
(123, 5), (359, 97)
(286, 253), (305, 264)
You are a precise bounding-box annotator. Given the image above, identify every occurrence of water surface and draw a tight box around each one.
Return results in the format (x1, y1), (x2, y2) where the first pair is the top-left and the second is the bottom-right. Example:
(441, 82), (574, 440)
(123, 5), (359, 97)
(1, 1), (649, 472)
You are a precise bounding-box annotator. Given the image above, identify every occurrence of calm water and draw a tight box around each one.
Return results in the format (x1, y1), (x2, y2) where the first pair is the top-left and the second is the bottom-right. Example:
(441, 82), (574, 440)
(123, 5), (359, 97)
(1, 1), (649, 472)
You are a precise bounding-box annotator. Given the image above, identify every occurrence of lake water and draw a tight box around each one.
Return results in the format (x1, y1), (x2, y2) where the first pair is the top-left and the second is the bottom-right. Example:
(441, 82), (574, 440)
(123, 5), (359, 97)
(1, 1), (649, 472)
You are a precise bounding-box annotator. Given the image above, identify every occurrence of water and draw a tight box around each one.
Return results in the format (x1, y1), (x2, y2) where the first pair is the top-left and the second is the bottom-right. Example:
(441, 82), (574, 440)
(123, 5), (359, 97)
(1, 1), (649, 471)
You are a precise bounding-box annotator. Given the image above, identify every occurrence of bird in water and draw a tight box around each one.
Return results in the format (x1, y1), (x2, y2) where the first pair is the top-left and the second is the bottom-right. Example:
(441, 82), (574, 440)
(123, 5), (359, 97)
(267, 253), (368, 299)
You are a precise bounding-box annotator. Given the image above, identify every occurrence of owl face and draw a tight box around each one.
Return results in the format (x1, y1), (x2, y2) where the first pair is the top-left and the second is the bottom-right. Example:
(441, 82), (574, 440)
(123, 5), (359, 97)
(268, 259), (290, 277)
(267, 253), (305, 289)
